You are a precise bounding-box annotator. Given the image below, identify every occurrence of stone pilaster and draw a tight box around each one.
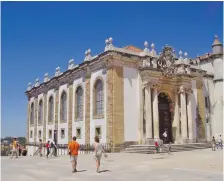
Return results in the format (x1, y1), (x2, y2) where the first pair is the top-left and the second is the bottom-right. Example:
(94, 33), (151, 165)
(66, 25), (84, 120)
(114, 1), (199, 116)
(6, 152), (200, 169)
(34, 98), (38, 143)
(43, 94), (47, 142)
(173, 92), (180, 143)
(145, 86), (153, 140)
(196, 80), (206, 140)
(54, 89), (59, 133)
(106, 68), (113, 144)
(26, 101), (30, 143)
(112, 66), (124, 150)
(68, 83), (73, 142)
(152, 88), (159, 139)
(187, 90), (194, 142)
(180, 88), (188, 142)
(85, 76), (91, 144)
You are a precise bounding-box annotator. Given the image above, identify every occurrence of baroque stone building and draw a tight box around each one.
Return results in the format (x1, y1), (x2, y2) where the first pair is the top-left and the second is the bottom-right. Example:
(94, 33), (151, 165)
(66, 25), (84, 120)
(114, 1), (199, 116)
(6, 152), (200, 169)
(25, 36), (223, 155)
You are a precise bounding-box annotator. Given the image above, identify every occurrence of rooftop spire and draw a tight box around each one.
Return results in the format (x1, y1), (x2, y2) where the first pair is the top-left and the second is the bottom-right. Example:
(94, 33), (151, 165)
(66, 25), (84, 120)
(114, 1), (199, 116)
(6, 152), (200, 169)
(212, 35), (222, 47)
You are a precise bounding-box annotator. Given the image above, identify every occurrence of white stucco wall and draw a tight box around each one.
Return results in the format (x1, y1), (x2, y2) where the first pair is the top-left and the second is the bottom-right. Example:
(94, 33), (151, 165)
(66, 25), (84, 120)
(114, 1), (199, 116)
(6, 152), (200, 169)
(58, 84), (69, 144)
(124, 67), (139, 142)
(46, 89), (56, 143)
(72, 77), (86, 144)
(200, 59), (214, 75)
(90, 69), (107, 144)
(191, 80), (198, 139)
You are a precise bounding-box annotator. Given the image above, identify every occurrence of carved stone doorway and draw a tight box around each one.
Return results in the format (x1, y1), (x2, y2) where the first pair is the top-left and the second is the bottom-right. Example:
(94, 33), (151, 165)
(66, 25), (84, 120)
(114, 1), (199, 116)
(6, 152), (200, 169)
(158, 92), (172, 143)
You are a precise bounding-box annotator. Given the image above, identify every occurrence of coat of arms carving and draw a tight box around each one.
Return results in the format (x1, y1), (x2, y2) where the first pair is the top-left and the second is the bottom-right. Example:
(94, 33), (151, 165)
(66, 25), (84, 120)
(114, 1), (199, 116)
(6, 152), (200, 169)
(157, 46), (178, 77)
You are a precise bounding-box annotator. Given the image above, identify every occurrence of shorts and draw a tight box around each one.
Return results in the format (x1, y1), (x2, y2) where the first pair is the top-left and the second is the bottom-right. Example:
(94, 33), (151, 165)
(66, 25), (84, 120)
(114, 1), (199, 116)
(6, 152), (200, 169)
(94, 154), (102, 161)
(70, 155), (78, 162)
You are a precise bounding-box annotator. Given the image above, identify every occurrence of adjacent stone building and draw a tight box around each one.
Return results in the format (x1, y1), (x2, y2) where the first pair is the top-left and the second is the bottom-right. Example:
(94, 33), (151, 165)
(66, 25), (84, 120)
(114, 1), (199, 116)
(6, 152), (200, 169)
(25, 36), (223, 155)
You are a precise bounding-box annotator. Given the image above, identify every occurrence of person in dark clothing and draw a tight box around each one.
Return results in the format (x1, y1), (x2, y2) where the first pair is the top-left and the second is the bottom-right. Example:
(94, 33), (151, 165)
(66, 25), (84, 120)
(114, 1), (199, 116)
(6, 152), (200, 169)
(46, 141), (50, 158)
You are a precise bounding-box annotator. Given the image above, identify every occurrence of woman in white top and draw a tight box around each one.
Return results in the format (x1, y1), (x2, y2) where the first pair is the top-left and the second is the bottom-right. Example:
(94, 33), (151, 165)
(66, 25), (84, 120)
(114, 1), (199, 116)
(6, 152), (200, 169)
(94, 136), (107, 173)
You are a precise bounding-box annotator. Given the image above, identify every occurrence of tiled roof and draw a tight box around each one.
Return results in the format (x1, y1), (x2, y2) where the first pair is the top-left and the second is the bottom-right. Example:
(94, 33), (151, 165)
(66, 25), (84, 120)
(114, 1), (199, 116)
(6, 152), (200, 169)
(123, 45), (143, 53)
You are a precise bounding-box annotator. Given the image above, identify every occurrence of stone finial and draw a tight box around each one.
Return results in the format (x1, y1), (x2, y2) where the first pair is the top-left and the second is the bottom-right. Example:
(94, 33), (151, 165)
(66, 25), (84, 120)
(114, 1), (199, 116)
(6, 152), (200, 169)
(143, 41), (149, 53)
(68, 59), (75, 69)
(104, 39), (110, 51)
(173, 49), (177, 59)
(44, 73), (49, 82)
(35, 78), (40, 87)
(27, 82), (32, 91)
(84, 49), (92, 62)
(184, 52), (189, 64)
(150, 43), (157, 56)
(196, 55), (201, 67)
(179, 50), (183, 59)
(55, 66), (61, 76)
(107, 37), (114, 50)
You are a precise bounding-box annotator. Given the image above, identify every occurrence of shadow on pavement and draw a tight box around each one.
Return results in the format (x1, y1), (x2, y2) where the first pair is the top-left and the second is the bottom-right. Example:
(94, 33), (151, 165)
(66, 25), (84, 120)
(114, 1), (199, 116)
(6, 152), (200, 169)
(77, 170), (87, 172)
(99, 170), (110, 173)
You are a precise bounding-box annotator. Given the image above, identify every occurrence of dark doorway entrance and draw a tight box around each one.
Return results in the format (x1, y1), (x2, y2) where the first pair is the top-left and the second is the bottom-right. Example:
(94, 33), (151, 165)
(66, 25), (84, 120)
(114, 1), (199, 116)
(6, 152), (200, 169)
(158, 92), (172, 143)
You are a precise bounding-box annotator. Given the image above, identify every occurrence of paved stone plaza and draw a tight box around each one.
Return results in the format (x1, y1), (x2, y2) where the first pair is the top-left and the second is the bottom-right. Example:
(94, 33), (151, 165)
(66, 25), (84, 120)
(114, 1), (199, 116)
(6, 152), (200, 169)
(2, 149), (223, 181)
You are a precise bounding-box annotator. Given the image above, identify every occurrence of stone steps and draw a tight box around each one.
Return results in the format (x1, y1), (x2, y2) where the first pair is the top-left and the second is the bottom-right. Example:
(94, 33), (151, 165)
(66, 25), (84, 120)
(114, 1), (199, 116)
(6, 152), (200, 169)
(122, 143), (212, 154)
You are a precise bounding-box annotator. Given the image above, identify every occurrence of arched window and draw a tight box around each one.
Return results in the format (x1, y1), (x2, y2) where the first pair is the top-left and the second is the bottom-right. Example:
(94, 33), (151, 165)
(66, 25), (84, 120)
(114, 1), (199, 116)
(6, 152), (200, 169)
(60, 91), (67, 122)
(38, 100), (43, 125)
(30, 103), (34, 125)
(94, 79), (104, 115)
(48, 96), (54, 123)
(76, 86), (83, 119)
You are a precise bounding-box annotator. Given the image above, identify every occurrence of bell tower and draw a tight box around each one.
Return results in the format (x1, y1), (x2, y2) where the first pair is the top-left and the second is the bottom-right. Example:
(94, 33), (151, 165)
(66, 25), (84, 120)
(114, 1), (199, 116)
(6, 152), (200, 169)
(212, 35), (223, 138)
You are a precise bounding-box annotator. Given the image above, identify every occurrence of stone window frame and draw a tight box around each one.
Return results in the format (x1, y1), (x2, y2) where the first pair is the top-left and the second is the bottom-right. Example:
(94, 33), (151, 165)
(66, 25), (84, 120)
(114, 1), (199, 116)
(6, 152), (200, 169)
(61, 128), (65, 139)
(30, 130), (33, 138)
(49, 129), (52, 139)
(30, 102), (35, 126)
(74, 85), (84, 121)
(60, 91), (67, 123)
(38, 99), (43, 126)
(95, 126), (102, 139)
(76, 127), (81, 139)
(93, 77), (104, 119)
(38, 130), (42, 139)
(48, 95), (54, 124)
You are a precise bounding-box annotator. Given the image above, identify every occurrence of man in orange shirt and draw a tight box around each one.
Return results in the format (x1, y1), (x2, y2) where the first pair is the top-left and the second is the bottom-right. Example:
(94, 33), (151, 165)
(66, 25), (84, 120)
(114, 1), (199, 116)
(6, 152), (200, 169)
(68, 136), (80, 173)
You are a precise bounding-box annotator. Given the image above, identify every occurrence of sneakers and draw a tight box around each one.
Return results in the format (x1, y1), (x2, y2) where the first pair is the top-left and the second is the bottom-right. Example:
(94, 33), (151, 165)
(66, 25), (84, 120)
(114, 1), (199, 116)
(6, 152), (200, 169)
(96, 168), (100, 173)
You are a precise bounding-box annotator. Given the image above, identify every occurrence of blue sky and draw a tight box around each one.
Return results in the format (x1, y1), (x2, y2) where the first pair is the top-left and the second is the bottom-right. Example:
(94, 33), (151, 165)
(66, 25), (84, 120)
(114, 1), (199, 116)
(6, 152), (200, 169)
(1, 2), (223, 137)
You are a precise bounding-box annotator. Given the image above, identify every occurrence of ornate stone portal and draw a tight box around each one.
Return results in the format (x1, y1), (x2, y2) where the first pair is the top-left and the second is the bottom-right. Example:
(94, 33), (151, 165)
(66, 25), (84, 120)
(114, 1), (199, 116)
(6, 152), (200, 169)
(140, 45), (197, 144)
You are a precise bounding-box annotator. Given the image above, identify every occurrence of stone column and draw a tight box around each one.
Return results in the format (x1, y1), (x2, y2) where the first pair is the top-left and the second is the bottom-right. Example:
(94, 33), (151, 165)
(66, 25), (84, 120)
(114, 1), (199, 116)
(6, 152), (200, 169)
(187, 90), (194, 142)
(152, 88), (159, 139)
(180, 87), (188, 142)
(173, 92), (180, 143)
(145, 86), (153, 140)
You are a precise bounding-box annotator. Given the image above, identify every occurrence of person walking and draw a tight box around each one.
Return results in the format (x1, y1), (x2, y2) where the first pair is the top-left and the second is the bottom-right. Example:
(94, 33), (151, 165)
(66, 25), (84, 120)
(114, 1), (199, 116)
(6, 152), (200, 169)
(94, 136), (107, 173)
(10, 138), (18, 159)
(218, 135), (223, 149)
(38, 139), (43, 157)
(212, 136), (216, 151)
(163, 131), (168, 144)
(68, 137), (80, 173)
(46, 141), (50, 158)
